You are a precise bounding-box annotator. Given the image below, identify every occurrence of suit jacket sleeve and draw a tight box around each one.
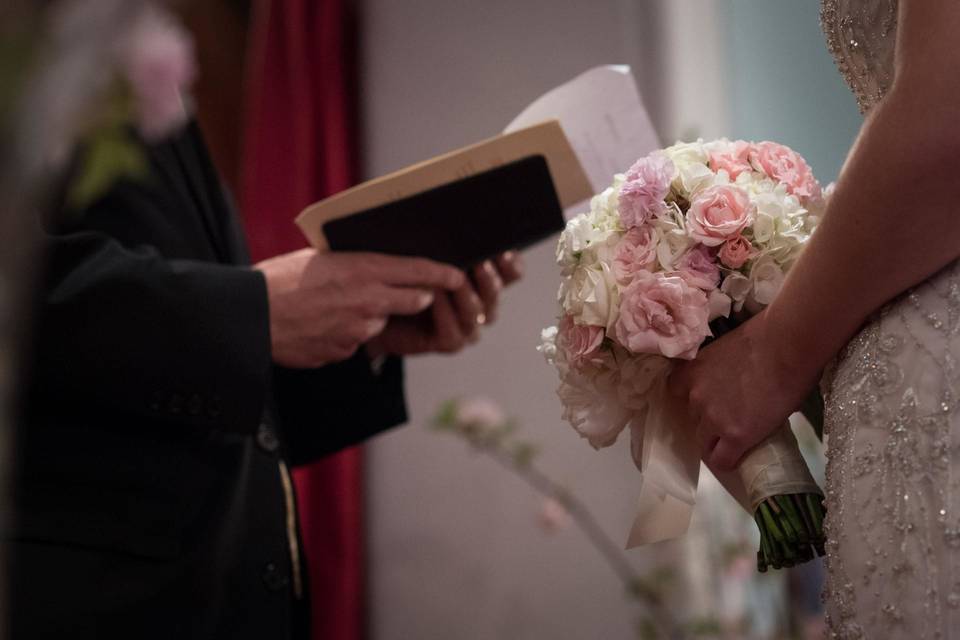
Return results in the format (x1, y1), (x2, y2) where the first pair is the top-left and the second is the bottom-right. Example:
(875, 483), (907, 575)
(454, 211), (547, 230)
(272, 353), (407, 466)
(33, 228), (273, 435)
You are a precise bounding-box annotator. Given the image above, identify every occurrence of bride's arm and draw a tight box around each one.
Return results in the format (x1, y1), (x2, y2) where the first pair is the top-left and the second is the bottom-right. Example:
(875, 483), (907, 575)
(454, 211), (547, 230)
(671, 0), (960, 470)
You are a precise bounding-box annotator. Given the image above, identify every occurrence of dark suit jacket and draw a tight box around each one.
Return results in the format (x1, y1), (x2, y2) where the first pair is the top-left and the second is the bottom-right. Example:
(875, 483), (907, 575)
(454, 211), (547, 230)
(8, 122), (407, 639)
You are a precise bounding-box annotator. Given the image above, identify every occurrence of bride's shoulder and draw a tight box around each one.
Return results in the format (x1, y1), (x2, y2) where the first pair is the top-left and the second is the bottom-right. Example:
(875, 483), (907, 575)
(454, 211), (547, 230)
(820, 0), (898, 113)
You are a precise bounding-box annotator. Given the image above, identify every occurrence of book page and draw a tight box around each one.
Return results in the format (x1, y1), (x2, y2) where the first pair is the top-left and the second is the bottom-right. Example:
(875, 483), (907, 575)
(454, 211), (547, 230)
(505, 65), (661, 219)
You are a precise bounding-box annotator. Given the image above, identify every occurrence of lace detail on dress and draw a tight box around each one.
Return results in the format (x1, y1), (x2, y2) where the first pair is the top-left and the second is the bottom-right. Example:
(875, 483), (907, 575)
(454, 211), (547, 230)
(820, 0), (898, 113)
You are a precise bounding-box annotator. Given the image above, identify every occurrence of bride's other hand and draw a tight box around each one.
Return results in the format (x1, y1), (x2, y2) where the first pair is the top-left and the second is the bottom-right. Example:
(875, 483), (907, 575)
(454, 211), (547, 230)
(669, 312), (820, 472)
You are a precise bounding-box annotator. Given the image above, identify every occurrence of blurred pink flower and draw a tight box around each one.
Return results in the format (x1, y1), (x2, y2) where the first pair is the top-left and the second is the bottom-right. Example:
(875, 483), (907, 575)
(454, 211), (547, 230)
(618, 153), (675, 229)
(455, 397), (505, 428)
(123, 10), (196, 140)
(538, 497), (572, 533)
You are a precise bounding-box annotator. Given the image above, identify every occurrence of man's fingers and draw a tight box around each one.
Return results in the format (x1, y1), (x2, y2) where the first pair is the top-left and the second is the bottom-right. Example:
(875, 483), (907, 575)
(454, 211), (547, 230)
(431, 293), (466, 352)
(450, 283), (483, 338)
(472, 261), (502, 324)
(340, 285), (434, 318)
(358, 253), (464, 290)
(495, 251), (524, 285)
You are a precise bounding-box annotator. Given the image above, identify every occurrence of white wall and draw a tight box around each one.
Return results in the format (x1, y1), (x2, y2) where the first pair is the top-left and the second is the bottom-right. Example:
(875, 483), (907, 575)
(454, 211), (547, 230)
(359, 2), (859, 638)
(358, 2), (709, 639)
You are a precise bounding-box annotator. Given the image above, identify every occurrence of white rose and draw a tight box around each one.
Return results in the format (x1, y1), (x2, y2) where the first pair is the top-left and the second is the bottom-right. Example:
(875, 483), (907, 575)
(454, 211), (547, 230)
(559, 262), (620, 328)
(720, 272), (752, 312)
(664, 139), (708, 167)
(749, 255), (785, 306)
(654, 219), (694, 271)
(678, 162), (715, 196)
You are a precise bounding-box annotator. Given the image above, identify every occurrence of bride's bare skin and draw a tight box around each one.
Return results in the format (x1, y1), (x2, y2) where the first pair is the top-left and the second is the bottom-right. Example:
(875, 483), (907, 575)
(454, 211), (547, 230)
(670, 0), (960, 471)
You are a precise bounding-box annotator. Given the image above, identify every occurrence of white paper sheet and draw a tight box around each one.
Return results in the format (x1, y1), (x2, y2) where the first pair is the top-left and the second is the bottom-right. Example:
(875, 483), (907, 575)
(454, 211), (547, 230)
(505, 65), (661, 218)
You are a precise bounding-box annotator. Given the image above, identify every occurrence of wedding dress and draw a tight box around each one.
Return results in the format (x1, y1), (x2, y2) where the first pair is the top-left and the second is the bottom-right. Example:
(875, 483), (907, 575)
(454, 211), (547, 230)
(820, 1), (960, 637)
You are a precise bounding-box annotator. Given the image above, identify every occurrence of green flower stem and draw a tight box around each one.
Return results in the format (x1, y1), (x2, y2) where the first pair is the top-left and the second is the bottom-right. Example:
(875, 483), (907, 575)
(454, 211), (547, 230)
(754, 493), (826, 572)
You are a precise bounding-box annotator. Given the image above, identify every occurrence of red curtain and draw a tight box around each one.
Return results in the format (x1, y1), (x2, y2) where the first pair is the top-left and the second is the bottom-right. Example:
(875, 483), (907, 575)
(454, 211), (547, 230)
(239, 1), (365, 639)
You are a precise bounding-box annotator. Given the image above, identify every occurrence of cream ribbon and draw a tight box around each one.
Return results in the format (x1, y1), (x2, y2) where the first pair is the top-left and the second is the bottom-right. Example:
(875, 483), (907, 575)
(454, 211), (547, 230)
(626, 382), (821, 548)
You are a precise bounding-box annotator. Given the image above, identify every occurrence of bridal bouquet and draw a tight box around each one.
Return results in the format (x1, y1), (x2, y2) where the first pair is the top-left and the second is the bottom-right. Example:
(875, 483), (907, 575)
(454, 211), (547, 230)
(540, 138), (827, 571)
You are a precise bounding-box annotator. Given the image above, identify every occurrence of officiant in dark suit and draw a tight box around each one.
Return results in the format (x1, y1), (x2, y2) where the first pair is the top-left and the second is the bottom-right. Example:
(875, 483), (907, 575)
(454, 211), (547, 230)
(8, 114), (520, 639)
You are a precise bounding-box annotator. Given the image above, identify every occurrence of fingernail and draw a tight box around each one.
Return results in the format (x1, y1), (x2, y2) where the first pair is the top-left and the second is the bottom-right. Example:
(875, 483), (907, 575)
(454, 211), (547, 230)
(418, 292), (435, 308)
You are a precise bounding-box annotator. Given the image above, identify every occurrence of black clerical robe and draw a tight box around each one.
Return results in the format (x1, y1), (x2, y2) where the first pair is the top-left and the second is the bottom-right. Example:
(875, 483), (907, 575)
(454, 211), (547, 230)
(8, 122), (406, 639)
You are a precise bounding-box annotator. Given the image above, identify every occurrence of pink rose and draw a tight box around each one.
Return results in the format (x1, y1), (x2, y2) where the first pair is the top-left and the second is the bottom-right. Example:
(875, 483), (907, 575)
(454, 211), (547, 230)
(614, 271), (711, 360)
(618, 153), (675, 229)
(613, 225), (659, 285)
(686, 185), (753, 247)
(557, 315), (605, 368)
(718, 235), (755, 269)
(124, 13), (197, 140)
(675, 244), (720, 290)
(708, 140), (753, 179)
(749, 141), (821, 199)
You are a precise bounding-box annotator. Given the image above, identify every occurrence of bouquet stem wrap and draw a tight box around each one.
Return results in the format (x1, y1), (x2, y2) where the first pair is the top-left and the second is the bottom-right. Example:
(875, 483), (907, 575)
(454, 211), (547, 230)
(626, 382), (820, 549)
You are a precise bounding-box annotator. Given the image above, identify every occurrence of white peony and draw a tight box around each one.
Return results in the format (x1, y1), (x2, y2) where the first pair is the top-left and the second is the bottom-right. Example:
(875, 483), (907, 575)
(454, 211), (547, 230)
(557, 357), (632, 450)
(653, 213), (694, 271)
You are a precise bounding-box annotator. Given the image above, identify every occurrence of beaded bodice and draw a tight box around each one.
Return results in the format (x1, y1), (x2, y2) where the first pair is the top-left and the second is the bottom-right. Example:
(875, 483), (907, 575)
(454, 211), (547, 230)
(820, 0), (898, 112)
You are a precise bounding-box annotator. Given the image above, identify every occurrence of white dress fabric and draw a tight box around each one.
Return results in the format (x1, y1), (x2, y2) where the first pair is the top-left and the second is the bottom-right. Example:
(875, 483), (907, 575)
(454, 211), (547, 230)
(820, 2), (960, 638)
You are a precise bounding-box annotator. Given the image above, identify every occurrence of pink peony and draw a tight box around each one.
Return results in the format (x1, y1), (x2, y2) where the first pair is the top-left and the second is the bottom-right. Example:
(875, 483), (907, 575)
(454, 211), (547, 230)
(614, 271), (711, 360)
(613, 225), (659, 285)
(618, 153), (675, 229)
(749, 141), (821, 199)
(718, 235), (755, 269)
(686, 185), (753, 247)
(708, 140), (753, 179)
(675, 244), (720, 290)
(557, 315), (605, 369)
(124, 12), (197, 140)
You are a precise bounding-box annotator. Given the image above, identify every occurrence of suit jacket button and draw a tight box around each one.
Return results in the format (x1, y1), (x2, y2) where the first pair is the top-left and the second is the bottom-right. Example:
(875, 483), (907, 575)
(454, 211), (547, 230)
(186, 393), (203, 416)
(168, 393), (184, 414)
(256, 423), (279, 453)
(262, 562), (288, 592)
(207, 395), (223, 419)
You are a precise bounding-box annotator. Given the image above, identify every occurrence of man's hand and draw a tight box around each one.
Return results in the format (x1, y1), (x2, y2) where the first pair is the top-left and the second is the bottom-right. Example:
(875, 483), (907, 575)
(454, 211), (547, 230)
(255, 249), (464, 368)
(367, 251), (524, 357)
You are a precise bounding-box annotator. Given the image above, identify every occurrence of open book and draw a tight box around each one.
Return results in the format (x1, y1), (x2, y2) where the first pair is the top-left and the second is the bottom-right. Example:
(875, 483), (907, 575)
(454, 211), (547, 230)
(295, 66), (659, 267)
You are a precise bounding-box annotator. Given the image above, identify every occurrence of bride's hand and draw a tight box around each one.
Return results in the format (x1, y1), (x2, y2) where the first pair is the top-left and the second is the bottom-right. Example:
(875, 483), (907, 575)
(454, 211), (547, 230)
(669, 312), (820, 472)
